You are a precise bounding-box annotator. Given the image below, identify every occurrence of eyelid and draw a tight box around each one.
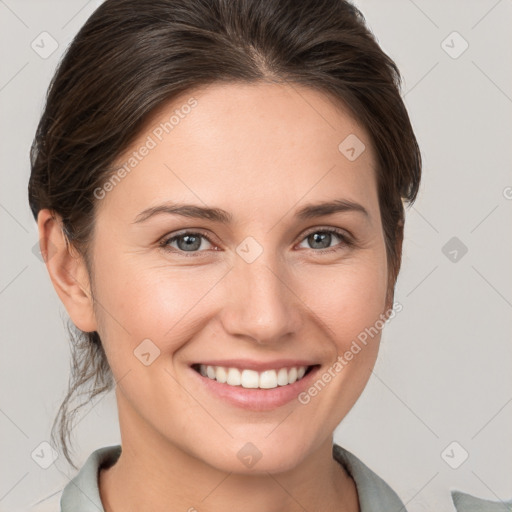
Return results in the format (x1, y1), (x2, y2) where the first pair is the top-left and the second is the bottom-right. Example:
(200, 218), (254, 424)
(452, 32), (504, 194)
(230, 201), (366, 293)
(165, 228), (216, 241)
(298, 225), (353, 242)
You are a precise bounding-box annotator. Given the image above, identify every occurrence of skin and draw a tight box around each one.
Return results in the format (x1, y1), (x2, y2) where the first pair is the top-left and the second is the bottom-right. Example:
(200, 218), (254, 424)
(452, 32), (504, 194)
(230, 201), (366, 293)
(38, 81), (392, 512)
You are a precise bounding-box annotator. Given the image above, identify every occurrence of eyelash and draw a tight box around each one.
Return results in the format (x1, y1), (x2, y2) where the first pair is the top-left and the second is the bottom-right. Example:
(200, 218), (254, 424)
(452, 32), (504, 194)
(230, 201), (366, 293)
(159, 227), (354, 257)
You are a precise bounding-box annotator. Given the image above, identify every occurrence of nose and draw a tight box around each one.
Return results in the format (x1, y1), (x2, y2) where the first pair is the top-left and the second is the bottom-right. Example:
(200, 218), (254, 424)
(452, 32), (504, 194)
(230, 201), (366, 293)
(220, 254), (304, 346)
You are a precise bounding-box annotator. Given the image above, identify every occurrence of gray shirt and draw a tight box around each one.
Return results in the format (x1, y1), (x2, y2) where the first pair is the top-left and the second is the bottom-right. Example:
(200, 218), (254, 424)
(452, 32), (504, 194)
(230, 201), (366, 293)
(28, 444), (512, 511)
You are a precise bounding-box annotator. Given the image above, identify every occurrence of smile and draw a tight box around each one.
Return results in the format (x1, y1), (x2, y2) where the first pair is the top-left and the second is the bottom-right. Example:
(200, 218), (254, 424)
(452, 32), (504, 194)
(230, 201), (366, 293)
(195, 364), (310, 389)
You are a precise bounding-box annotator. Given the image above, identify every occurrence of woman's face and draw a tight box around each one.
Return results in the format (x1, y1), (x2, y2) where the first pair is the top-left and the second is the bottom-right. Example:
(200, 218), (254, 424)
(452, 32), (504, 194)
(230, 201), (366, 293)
(85, 82), (389, 473)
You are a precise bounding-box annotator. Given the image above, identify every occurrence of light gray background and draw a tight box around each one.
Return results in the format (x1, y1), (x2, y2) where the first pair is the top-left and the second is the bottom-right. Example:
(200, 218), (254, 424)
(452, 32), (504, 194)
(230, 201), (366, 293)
(1, 1), (511, 511)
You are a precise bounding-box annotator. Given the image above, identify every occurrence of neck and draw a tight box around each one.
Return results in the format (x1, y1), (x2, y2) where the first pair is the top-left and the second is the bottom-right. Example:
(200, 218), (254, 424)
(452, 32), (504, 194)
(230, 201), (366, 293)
(99, 392), (359, 512)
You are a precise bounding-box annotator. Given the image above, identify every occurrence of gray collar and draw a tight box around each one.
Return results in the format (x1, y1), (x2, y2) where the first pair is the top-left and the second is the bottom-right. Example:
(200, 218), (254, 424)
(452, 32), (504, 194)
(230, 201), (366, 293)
(59, 444), (511, 511)
(61, 445), (121, 511)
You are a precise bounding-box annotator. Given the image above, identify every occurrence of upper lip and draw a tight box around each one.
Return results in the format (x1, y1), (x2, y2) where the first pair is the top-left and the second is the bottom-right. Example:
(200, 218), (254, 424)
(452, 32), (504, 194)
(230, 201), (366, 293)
(191, 359), (318, 372)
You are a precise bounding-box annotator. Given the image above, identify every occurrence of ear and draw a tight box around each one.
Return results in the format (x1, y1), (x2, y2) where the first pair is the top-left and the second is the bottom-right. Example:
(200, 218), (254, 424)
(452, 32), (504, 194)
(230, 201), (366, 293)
(37, 209), (98, 333)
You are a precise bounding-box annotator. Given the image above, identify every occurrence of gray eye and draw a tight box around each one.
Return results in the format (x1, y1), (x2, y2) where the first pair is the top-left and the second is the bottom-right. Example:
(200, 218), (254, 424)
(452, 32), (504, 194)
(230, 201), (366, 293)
(298, 230), (346, 250)
(176, 234), (202, 251)
(306, 232), (333, 249)
(164, 233), (213, 252)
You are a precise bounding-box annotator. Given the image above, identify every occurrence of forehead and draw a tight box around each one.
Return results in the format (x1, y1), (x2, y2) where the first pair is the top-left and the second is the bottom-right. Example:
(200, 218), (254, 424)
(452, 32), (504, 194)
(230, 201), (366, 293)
(99, 81), (379, 222)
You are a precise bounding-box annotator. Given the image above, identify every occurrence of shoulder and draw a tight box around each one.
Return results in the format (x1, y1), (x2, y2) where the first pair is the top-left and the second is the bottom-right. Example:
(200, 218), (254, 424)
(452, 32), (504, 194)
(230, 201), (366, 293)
(333, 444), (512, 512)
(332, 443), (408, 511)
(60, 444), (121, 511)
(450, 489), (512, 511)
(28, 445), (122, 512)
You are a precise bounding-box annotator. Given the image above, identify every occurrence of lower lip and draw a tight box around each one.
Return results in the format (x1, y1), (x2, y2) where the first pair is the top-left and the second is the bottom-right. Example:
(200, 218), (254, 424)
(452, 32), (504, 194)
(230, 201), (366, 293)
(190, 366), (321, 411)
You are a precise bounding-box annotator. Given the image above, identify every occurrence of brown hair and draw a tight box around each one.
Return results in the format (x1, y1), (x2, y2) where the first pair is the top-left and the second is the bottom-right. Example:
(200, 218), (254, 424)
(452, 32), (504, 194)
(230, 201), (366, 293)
(28, 0), (421, 469)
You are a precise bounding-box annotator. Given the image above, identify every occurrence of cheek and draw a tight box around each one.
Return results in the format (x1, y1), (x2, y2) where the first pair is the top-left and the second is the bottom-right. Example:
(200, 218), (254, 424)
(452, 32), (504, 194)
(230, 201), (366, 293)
(90, 260), (227, 418)
(287, 257), (388, 433)
(92, 253), (230, 358)
(294, 255), (388, 349)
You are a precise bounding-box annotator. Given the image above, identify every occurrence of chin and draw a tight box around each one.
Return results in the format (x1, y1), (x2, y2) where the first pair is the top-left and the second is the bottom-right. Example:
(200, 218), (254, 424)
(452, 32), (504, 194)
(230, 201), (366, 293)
(196, 435), (316, 475)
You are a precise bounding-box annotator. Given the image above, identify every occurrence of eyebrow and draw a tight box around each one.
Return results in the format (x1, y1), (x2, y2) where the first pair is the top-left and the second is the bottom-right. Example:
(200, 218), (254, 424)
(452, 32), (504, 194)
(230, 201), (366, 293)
(132, 199), (369, 224)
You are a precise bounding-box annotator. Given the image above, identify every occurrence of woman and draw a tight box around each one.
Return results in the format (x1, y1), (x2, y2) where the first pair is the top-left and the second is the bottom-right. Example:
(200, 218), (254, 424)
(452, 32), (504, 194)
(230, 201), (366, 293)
(28, 0), (501, 510)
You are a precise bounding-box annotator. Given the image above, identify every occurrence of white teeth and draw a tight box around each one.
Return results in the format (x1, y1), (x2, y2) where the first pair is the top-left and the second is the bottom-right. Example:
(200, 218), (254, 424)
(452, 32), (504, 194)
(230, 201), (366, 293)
(197, 364), (309, 388)
(241, 369), (259, 388)
(259, 370), (278, 389)
(277, 368), (289, 386)
(216, 366), (227, 383)
(226, 367), (241, 386)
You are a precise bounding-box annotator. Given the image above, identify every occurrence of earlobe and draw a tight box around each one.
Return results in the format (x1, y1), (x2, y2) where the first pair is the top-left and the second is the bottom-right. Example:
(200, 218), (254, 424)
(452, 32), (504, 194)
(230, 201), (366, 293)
(37, 209), (98, 333)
